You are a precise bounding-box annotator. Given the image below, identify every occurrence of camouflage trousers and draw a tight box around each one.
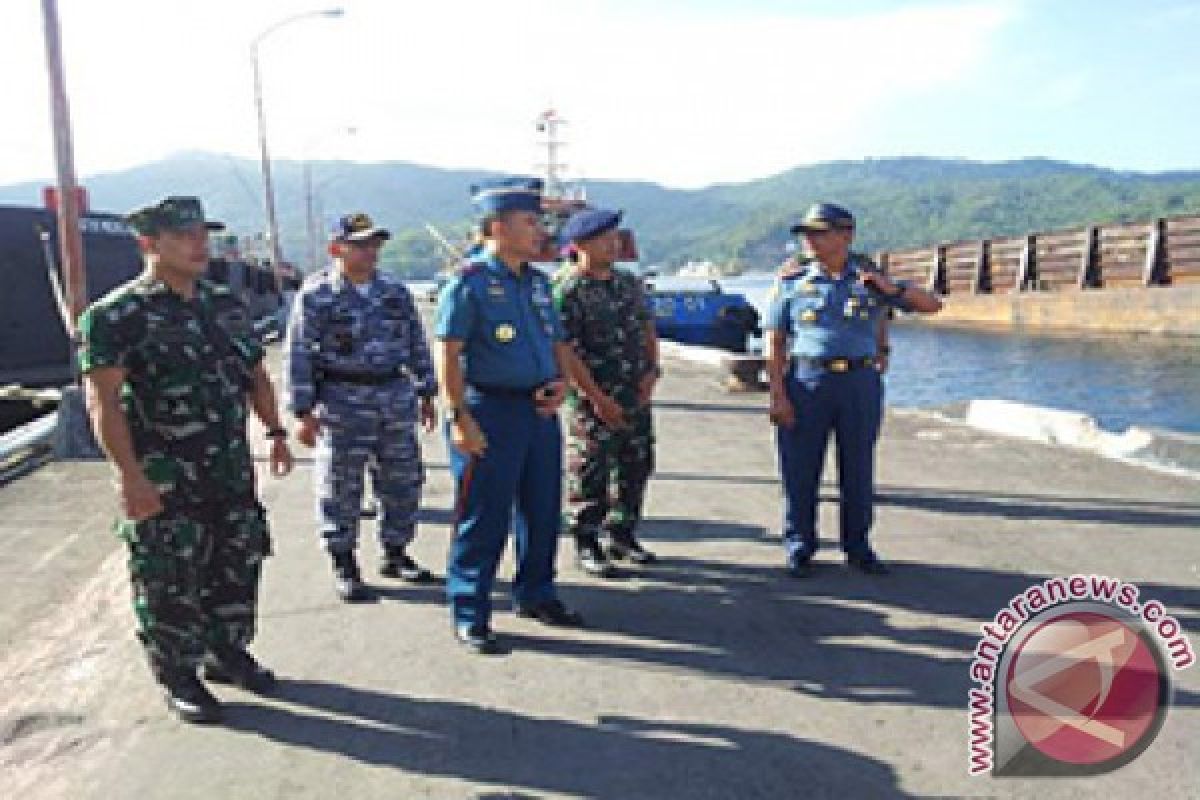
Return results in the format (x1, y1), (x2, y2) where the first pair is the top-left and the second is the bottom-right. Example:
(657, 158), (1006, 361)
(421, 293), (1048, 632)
(116, 500), (270, 682)
(314, 411), (423, 554)
(564, 403), (655, 544)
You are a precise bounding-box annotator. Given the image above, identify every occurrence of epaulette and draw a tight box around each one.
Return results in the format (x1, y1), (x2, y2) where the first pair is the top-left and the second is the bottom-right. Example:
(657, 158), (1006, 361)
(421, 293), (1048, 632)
(455, 259), (485, 277)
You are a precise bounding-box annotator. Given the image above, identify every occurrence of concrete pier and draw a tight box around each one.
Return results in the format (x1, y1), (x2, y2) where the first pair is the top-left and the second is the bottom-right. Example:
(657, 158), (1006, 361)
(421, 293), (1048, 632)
(1, 352), (1197, 799)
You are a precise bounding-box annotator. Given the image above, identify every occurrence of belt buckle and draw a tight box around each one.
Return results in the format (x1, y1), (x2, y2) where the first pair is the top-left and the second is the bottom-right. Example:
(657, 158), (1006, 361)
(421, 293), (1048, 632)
(828, 359), (849, 373)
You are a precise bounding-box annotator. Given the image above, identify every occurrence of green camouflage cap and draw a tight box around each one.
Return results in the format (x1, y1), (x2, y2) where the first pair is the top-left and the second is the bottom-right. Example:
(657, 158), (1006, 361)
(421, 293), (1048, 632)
(126, 196), (225, 236)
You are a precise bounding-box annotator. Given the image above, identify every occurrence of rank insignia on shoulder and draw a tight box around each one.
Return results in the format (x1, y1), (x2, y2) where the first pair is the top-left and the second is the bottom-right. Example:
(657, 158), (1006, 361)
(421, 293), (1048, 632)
(494, 323), (516, 343)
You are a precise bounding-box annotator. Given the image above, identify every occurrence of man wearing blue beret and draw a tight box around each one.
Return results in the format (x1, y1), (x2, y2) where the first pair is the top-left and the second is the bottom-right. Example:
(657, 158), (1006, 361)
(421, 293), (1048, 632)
(766, 203), (942, 577)
(435, 176), (585, 653)
(554, 207), (660, 578)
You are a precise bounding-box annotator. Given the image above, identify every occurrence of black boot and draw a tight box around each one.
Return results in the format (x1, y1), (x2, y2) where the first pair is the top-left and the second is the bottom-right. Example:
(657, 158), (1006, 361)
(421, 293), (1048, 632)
(332, 551), (371, 602)
(202, 645), (277, 693)
(380, 544), (434, 583)
(576, 535), (617, 578)
(607, 532), (657, 565)
(161, 670), (223, 724)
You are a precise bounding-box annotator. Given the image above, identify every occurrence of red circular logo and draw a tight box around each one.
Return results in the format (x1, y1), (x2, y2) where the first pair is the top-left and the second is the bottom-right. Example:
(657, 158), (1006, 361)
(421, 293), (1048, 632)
(1005, 610), (1166, 767)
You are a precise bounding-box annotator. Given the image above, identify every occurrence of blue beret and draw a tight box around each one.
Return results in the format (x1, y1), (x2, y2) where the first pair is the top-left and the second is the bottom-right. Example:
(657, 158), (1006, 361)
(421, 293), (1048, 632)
(560, 208), (623, 243)
(790, 202), (855, 234)
(471, 176), (544, 216)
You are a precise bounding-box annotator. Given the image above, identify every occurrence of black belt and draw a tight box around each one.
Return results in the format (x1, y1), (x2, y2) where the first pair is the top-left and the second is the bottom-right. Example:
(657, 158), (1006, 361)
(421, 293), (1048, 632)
(794, 356), (876, 373)
(468, 383), (540, 398)
(318, 367), (404, 386)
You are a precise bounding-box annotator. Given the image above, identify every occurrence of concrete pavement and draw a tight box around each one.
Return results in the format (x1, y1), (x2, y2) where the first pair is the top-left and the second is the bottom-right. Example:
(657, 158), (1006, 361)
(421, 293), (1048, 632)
(1, 354), (1197, 799)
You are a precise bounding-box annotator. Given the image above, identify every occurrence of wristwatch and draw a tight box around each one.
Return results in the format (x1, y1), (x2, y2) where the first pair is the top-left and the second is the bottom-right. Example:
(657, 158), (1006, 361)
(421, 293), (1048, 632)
(444, 407), (465, 423)
(265, 427), (288, 440)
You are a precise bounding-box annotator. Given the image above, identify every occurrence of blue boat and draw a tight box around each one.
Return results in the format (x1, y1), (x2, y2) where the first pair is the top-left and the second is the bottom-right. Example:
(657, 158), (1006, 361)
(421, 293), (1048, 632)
(644, 276), (760, 353)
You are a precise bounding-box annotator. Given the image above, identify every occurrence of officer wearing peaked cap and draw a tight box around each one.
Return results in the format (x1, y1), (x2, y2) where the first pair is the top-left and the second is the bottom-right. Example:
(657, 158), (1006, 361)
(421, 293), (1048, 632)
(285, 213), (438, 603)
(765, 203), (941, 577)
(78, 196), (293, 722)
(435, 176), (586, 653)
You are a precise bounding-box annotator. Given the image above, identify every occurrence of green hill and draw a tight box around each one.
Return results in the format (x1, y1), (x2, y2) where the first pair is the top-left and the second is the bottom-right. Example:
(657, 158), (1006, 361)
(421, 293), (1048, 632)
(3, 153), (1199, 277)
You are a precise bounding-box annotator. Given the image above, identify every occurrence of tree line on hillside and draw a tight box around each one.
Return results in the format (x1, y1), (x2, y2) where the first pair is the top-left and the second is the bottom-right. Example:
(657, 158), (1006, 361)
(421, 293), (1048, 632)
(2, 153), (1198, 277)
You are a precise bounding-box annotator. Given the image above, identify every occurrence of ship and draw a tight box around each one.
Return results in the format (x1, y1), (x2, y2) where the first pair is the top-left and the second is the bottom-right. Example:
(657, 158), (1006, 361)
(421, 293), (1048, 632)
(532, 109), (760, 353)
(0, 194), (290, 432)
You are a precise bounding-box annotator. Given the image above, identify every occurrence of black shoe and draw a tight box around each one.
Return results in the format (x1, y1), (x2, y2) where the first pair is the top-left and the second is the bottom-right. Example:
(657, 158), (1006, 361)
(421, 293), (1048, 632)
(380, 547), (434, 583)
(576, 538), (617, 578)
(516, 599), (585, 627)
(454, 623), (502, 655)
(607, 535), (657, 565)
(786, 552), (814, 578)
(163, 672), (223, 724)
(847, 551), (890, 575)
(202, 646), (277, 694)
(332, 551), (372, 602)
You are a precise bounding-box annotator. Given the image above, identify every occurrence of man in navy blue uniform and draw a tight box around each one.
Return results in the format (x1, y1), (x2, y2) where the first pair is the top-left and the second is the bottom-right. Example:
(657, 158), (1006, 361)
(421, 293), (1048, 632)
(766, 203), (941, 577)
(435, 177), (585, 653)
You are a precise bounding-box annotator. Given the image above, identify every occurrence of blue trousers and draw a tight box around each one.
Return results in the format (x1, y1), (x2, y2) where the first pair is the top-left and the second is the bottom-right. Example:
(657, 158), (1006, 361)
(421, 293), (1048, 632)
(445, 392), (562, 627)
(314, 408), (423, 554)
(776, 365), (883, 559)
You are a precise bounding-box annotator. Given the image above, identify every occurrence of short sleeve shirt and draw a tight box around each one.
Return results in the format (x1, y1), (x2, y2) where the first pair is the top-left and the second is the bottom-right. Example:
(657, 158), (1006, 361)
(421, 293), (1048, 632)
(435, 254), (564, 389)
(554, 267), (653, 410)
(78, 275), (263, 506)
(764, 257), (910, 359)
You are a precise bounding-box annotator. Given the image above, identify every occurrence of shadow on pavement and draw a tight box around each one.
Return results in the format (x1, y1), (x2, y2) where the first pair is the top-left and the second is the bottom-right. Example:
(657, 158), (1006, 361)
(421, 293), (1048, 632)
(226, 679), (911, 798)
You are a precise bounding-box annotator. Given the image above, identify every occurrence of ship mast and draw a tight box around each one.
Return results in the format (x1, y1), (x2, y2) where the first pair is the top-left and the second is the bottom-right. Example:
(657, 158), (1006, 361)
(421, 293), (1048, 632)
(535, 109), (585, 204)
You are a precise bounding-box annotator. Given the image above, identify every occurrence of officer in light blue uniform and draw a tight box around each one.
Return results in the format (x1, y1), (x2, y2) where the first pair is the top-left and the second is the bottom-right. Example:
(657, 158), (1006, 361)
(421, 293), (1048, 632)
(765, 203), (941, 576)
(285, 213), (438, 602)
(435, 176), (585, 653)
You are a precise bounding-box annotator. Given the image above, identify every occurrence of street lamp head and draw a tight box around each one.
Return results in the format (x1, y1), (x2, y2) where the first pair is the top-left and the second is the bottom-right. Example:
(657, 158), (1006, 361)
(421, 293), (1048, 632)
(321, 8), (345, 18)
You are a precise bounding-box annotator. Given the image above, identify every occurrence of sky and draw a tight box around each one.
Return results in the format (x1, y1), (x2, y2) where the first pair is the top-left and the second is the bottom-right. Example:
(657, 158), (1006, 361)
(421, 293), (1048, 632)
(0, 0), (1197, 190)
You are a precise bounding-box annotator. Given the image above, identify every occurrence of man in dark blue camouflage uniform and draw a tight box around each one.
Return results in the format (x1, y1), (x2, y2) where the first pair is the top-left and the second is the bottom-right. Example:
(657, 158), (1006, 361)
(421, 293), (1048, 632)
(79, 196), (293, 723)
(285, 213), (438, 602)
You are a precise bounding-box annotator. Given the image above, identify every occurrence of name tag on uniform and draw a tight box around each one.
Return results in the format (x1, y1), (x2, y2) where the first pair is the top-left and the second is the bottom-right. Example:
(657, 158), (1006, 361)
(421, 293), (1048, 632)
(216, 308), (250, 334)
(487, 284), (507, 300)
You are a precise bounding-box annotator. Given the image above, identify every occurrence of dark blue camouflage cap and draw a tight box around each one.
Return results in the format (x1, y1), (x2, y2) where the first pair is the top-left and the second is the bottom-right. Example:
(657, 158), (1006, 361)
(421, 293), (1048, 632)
(471, 176), (544, 216)
(330, 212), (391, 242)
(790, 202), (855, 234)
(126, 195), (224, 236)
(560, 207), (623, 243)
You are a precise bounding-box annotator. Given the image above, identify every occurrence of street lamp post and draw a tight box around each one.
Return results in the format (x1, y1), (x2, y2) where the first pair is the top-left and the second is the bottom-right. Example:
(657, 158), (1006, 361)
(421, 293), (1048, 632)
(251, 8), (344, 292)
(303, 126), (356, 273)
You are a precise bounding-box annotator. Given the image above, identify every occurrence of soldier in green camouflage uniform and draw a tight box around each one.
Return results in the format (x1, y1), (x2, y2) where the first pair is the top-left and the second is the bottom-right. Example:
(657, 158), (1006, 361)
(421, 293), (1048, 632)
(78, 196), (293, 724)
(554, 208), (660, 578)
